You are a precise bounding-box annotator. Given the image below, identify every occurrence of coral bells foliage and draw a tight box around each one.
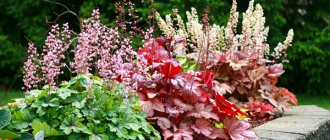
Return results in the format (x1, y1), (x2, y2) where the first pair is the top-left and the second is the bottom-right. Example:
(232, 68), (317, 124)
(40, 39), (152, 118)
(155, 0), (298, 124)
(242, 99), (274, 121)
(135, 38), (258, 139)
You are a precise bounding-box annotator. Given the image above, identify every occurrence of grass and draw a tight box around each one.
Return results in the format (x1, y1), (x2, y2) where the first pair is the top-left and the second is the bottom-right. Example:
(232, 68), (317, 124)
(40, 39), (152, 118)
(297, 94), (330, 110)
(1, 90), (329, 110)
(0, 90), (24, 106)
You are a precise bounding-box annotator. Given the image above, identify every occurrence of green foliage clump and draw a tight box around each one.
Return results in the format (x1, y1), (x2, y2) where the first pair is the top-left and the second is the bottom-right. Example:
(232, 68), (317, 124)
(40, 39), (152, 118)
(3, 74), (160, 140)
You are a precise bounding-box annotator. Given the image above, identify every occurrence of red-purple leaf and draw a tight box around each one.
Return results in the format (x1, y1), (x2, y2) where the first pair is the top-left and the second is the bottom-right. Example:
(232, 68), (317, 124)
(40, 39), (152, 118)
(187, 103), (219, 121)
(166, 106), (183, 117)
(228, 60), (248, 71)
(137, 37), (169, 65)
(248, 67), (267, 82)
(196, 70), (214, 88)
(191, 119), (213, 136)
(139, 100), (154, 116)
(139, 99), (165, 116)
(157, 60), (182, 79)
(223, 117), (258, 140)
(213, 81), (233, 95)
(278, 87), (298, 105)
(208, 128), (229, 139)
(173, 98), (193, 111)
(164, 129), (193, 140)
(152, 99), (166, 112)
(214, 92), (247, 116)
(157, 117), (172, 130)
(267, 64), (285, 77)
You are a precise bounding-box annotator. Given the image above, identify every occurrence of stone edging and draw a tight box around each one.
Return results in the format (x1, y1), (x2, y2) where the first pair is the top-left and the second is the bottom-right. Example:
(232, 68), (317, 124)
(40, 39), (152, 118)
(253, 105), (330, 140)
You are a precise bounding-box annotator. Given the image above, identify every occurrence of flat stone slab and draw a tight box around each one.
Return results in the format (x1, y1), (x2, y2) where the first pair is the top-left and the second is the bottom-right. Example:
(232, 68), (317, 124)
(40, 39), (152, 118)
(253, 105), (330, 140)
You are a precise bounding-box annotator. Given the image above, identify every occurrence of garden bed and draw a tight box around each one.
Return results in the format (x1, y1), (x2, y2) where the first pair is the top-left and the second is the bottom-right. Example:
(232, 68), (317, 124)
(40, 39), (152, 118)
(253, 105), (330, 140)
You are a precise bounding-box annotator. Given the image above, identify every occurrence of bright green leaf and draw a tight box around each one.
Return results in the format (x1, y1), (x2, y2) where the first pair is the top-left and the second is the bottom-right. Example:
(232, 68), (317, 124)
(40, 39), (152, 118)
(32, 120), (59, 137)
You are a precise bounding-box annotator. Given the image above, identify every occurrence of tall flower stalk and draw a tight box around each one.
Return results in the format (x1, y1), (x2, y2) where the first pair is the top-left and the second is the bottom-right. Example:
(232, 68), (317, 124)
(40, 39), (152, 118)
(23, 43), (41, 90)
(41, 24), (71, 86)
(71, 9), (101, 74)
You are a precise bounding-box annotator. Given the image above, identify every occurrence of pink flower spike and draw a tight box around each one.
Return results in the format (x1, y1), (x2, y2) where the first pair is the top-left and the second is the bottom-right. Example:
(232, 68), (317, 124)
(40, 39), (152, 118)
(41, 24), (71, 86)
(23, 43), (41, 90)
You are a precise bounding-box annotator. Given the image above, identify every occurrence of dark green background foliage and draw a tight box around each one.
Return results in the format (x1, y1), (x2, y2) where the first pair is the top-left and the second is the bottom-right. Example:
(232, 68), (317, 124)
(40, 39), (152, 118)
(0, 0), (329, 95)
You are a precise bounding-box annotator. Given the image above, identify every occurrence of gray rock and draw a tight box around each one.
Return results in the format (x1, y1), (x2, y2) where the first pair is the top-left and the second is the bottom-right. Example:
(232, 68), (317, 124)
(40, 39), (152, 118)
(254, 129), (304, 140)
(253, 105), (330, 140)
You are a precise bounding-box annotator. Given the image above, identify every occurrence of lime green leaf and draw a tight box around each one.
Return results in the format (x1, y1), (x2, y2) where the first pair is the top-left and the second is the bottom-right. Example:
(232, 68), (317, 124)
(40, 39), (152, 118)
(133, 102), (142, 111)
(187, 63), (197, 71)
(236, 108), (249, 121)
(176, 56), (188, 65)
(0, 109), (11, 129)
(214, 122), (224, 128)
(32, 120), (59, 137)
(0, 130), (19, 139)
(12, 109), (30, 121)
(175, 55), (197, 72)
(37, 88), (50, 99)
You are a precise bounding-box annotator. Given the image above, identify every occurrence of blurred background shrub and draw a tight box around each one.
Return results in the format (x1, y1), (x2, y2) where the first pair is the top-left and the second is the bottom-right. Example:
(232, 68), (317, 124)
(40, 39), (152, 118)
(0, 0), (329, 96)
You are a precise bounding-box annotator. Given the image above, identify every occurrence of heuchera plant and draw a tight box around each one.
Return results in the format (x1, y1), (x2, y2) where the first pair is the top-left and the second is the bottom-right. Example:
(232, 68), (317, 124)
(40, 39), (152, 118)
(3, 75), (160, 139)
(155, 0), (298, 125)
(134, 38), (258, 139)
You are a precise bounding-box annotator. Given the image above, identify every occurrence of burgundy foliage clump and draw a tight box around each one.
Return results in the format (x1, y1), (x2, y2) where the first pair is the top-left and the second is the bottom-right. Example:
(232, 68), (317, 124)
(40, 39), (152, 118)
(134, 38), (258, 139)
